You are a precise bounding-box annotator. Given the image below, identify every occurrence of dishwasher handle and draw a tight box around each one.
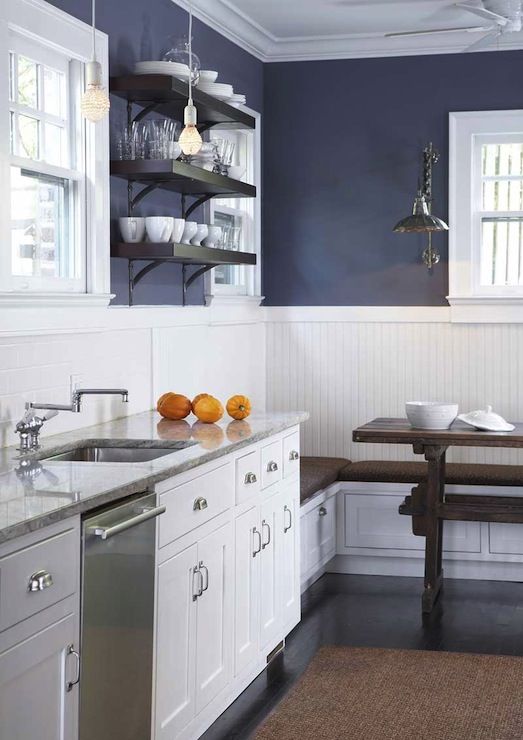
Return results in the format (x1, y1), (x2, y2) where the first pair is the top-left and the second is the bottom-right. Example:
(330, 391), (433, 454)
(88, 505), (166, 540)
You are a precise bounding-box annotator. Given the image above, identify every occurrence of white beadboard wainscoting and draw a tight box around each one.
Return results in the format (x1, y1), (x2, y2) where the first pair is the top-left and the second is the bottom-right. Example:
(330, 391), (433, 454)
(265, 312), (523, 465)
(0, 304), (266, 449)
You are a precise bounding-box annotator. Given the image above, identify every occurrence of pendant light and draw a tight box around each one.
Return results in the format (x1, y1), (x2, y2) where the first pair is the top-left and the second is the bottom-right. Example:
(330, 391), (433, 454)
(179, 4), (202, 156)
(80, 0), (110, 123)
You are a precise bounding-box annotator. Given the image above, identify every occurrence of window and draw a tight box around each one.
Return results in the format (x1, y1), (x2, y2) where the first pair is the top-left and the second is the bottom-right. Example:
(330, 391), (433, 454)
(449, 110), (523, 310)
(9, 35), (85, 291)
(207, 114), (261, 302)
(0, 0), (110, 305)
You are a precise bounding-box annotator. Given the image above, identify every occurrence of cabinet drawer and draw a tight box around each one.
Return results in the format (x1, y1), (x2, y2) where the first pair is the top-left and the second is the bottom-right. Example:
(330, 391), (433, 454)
(0, 528), (78, 633)
(159, 463), (234, 548)
(283, 431), (300, 478)
(261, 441), (282, 490)
(235, 450), (261, 504)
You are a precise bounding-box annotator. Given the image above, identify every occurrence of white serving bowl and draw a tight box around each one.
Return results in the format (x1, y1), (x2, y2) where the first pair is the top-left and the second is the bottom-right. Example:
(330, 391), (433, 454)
(405, 402), (459, 430)
(199, 70), (218, 83)
(202, 225), (222, 248)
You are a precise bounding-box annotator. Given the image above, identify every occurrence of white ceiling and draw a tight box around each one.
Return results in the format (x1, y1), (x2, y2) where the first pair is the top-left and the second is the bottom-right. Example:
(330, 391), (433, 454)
(176, 0), (523, 60)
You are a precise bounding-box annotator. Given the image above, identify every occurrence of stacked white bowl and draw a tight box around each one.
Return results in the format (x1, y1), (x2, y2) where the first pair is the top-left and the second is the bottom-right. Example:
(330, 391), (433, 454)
(405, 402), (459, 430)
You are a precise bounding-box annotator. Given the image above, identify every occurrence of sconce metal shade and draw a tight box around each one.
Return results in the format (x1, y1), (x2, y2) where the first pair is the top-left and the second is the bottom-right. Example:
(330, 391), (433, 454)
(393, 193), (449, 233)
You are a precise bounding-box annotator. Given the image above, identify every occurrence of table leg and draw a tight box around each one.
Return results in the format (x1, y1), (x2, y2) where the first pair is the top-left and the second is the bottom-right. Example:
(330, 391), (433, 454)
(421, 445), (447, 613)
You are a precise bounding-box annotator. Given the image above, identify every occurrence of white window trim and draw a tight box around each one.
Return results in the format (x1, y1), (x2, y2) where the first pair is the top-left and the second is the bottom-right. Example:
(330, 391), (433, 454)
(0, 0), (111, 308)
(448, 109), (523, 322)
(204, 105), (262, 306)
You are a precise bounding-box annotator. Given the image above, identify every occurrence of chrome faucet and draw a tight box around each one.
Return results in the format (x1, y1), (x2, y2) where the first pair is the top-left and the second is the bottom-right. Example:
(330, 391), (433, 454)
(16, 388), (129, 452)
(29, 388), (129, 414)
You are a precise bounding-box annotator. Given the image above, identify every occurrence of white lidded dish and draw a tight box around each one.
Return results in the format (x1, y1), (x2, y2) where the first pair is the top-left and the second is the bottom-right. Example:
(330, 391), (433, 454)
(405, 401), (459, 430)
(458, 406), (515, 432)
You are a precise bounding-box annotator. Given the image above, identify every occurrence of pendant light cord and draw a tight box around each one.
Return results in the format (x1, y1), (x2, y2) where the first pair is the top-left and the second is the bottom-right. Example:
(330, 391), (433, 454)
(188, 3), (193, 104)
(91, 0), (97, 62)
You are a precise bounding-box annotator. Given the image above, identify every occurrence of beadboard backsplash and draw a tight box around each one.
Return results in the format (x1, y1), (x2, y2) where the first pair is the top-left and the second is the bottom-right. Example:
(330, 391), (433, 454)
(266, 318), (523, 465)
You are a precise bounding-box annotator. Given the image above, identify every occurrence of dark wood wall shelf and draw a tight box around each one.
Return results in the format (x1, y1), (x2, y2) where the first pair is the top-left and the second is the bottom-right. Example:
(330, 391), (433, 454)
(112, 242), (256, 306)
(110, 74), (255, 131)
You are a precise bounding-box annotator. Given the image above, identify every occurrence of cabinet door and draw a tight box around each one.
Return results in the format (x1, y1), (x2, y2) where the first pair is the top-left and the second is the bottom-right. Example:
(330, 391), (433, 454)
(259, 495), (281, 650)
(195, 522), (233, 714)
(0, 613), (78, 740)
(309, 496), (336, 569)
(279, 487), (301, 630)
(234, 506), (260, 676)
(155, 544), (198, 740)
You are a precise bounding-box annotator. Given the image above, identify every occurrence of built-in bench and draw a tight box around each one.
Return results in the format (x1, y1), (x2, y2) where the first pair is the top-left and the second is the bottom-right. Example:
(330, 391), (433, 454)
(299, 457), (523, 592)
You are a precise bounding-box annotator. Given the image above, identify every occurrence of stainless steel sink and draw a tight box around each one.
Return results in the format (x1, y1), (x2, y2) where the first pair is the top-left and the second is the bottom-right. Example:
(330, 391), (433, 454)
(41, 441), (195, 464)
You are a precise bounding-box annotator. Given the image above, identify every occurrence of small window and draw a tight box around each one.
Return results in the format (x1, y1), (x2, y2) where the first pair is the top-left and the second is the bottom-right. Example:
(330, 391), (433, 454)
(7, 34), (85, 292)
(478, 141), (523, 287)
(449, 110), (523, 309)
(208, 122), (261, 299)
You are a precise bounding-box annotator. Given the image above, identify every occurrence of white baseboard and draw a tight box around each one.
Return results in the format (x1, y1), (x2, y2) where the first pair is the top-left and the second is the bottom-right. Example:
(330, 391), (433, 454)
(328, 554), (523, 582)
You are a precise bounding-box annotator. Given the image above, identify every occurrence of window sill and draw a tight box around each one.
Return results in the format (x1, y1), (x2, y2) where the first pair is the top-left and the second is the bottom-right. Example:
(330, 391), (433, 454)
(448, 295), (523, 323)
(0, 292), (113, 308)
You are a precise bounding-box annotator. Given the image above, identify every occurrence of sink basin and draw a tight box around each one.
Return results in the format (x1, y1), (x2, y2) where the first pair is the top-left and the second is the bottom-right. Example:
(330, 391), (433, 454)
(41, 441), (195, 464)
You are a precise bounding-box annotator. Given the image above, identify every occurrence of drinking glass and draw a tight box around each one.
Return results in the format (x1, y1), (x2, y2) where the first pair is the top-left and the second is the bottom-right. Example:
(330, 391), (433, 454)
(229, 226), (242, 251)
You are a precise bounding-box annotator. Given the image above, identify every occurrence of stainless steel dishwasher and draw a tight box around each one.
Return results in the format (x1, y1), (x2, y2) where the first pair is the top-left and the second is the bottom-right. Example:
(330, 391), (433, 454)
(80, 492), (165, 740)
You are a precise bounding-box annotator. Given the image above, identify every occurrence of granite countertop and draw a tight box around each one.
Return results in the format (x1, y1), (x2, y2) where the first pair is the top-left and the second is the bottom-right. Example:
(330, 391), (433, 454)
(0, 410), (308, 544)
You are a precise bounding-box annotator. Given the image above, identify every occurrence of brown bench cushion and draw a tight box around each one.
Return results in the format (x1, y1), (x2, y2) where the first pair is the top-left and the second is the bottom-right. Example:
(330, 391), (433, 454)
(338, 460), (523, 487)
(300, 457), (350, 504)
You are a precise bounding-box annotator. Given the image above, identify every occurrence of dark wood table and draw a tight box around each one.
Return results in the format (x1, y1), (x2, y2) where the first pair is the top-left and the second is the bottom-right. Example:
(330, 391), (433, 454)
(353, 418), (523, 613)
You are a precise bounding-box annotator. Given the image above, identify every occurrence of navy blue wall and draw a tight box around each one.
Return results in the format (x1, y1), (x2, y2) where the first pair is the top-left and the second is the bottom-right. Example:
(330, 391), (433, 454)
(263, 51), (523, 306)
(48, 0), (263, 304)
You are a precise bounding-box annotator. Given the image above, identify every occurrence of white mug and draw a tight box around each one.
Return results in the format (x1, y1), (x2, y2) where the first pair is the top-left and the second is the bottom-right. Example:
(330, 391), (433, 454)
(145, 217), (174, 243)
(119, 217), (145, 243)
(172, 218), (186, 244)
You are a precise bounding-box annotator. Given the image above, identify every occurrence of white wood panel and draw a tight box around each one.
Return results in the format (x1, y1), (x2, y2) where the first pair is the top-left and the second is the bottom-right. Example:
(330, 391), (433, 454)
(267, 320), (523, 465)
(342, 493), (481, 553)
(489, 522), (523, 555)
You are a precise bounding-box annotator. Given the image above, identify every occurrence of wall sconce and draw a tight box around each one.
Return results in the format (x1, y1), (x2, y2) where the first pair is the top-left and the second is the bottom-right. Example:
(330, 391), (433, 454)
(393, 142), (449, 270)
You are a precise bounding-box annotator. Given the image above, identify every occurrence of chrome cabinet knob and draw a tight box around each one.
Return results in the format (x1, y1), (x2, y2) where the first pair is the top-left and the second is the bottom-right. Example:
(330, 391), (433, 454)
(267, 461), (279, 473)
(193, 497), (208, 511)
(289, 450), (300, 461)
(244, 472), (257, 485)
(28, 569), (53, 592)
(319, 506), (327, 517)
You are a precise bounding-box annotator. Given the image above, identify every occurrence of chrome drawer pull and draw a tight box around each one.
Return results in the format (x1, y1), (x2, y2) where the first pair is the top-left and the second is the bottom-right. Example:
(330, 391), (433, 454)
(289, 450), (300, 461)
(267, 461), (279, 473)
(192, 566), (203, 601)
(244, 472), (257, 485)
(193, 497), (208, 511)
(284, 505), (292, 533)
(319, 506), (327, 517)
(28, 570), (53, 592)
(66, 645), (80, 692)
(252, 527), (262, 557)
(199, 561), (209, 593)
(261, 520), (271, 549)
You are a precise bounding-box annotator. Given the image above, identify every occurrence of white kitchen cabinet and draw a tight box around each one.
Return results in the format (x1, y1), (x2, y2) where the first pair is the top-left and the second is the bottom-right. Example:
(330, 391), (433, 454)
(156, 544), (198, 740)
(195, 523), (233, 713)
(279, 485), (300, 630)
(0, 613), (78, 740)
(259, 493), (282, 650)
(0, 519), (80, 740)
(155, 522), (233, 738)
(234, 506), (260, 676)
(309, 495), (336, 567)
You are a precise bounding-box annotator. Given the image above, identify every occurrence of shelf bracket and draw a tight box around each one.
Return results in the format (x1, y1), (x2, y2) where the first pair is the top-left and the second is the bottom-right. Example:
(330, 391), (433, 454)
(133, 102), (161, 124)
(182, 264), (214, 306)
(129, 183), (161, 213)
(184, 194), (213, 220)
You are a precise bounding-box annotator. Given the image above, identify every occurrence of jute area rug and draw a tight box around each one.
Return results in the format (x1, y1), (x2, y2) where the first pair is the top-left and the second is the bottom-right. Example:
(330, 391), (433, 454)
(254, 646), (523, 740)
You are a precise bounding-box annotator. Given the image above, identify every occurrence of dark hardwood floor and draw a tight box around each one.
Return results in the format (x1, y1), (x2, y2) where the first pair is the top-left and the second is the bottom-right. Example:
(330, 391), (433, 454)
(202, 573), (523, 740)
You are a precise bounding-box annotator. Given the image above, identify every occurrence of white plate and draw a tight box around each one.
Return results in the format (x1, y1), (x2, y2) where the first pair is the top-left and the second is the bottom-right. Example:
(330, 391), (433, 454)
(197, 82), (234, 96)
(134, 61), (190, 80)
(137, 60), (189, 71)
(199, 70), (218, 83)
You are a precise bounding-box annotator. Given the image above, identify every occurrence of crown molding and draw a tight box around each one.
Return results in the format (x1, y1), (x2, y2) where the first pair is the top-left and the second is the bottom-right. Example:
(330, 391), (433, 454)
(172, 0), (523, 62)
